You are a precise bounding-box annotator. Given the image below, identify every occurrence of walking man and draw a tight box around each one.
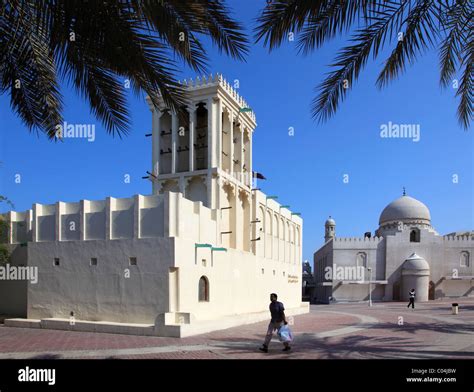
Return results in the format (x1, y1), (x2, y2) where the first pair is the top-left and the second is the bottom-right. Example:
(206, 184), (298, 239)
(407, 288), (415, 309)
(259, 293), (291, 353)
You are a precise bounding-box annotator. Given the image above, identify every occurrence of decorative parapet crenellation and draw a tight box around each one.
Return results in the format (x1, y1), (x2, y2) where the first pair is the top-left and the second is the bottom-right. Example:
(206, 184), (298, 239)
(179, 73), (256, 123)
(333, 236), (382, 242)
(443, 235), (474, 241)
(2, 192), (219, 245)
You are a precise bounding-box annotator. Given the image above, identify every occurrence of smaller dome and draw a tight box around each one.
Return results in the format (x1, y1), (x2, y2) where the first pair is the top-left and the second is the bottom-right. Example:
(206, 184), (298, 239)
(402, 253), (429, 270)
(325, 216), (336, 226)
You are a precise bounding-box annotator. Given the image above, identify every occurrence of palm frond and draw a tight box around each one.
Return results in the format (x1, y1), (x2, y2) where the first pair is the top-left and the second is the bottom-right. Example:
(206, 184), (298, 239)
(456, 29), (473, 129)
(439, 0), (470, 88)
(194, 0), (249, 61)
(256, 0), (397, 53)
(377, 0), (439, 88)
(313, 1), (408, 122)
(130, 1), (208, 73)
(297, 0), (366, 55)
(254, 0), (318, 50)
(1, 0), (63, 138)
(0, 0), (249, 138)
(256, 0), (471, 129)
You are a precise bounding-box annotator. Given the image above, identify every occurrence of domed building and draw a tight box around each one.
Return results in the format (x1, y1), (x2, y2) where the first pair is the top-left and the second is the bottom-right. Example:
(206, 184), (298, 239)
(313, 192), (473, 303)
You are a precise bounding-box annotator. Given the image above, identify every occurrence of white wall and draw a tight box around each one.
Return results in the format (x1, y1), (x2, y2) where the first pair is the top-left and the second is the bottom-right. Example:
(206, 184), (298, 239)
(0, 244), (28, 316)
(174, 238), (302, 320)
(27, 237), (175, 323)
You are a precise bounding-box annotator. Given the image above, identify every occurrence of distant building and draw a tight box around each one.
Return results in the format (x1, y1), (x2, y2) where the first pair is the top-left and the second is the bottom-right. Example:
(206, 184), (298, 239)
(313, 193), (473, 303)
(302, 260), (315, 302)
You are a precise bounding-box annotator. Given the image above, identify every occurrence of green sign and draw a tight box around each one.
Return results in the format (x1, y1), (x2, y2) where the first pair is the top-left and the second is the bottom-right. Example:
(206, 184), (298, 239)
(195, 243), (212, 248)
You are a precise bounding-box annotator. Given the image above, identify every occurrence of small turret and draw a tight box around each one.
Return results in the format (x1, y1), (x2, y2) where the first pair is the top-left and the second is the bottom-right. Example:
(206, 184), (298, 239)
(325, 216), (336, 242)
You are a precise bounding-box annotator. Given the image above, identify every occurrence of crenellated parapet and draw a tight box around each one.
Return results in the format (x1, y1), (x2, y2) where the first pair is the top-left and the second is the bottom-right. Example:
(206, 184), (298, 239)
(2, 192), (218, 246)
(178, 73), (256, 123)
(333, 236), (382, 242)
(443, 235), (474, 242)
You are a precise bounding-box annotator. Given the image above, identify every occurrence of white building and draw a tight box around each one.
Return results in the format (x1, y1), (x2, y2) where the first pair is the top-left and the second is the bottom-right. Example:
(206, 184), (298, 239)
(313, 193), (473, 303)
(2, 74), (308, 337)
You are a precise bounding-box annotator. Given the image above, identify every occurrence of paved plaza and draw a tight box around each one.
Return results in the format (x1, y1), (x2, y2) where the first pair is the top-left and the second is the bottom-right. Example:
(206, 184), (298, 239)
(0, 298), (473, 360)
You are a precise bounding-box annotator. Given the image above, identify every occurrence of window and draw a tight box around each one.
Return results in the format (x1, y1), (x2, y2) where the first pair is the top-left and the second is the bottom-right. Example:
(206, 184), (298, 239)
(273, 270), (275, 276)
(410, 229), (420, 242)
(129, 257), (137, 266)
(198, 276), (209, 302)
(460, 251), (470, 267)
(90, 257), (97, 266)
(202, 259), (207, 267)
(266, 211), (272, 235)
(53, 258), (60, 266)
(356, 252), (367, 268)
(261, 268), (264, 274)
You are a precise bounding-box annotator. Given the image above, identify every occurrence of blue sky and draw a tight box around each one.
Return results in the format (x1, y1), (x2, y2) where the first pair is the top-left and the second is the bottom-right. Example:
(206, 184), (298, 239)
(1, 0), (473, 264)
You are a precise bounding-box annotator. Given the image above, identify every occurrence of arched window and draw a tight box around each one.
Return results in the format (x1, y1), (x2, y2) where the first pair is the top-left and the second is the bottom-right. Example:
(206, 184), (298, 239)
(198, 276), (209, 302)
(259, 206), (265, 233)
(356, 252), (367, 268)
(460, 251), (470, 267)
(266, 210), (272, 235)
(410, 229), (420, 242)
(273, 214), (278, 238)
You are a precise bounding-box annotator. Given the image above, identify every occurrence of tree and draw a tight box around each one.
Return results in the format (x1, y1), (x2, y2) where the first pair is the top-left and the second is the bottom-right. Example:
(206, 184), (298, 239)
(0, 0), (248, 138)
(255, 0), (473, 129)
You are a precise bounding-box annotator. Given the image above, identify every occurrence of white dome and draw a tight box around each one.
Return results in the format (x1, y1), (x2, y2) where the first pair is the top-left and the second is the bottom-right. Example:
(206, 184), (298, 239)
(402, 253), (430, 270)
(325, 217), (336, 226)
(379, 195), (431, 225)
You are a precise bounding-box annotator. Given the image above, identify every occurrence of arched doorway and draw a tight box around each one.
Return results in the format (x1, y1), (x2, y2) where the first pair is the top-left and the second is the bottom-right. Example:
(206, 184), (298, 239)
(393, 281), (400, 301)
(198, 276), (209, 302)
(401, 253), (429, 301)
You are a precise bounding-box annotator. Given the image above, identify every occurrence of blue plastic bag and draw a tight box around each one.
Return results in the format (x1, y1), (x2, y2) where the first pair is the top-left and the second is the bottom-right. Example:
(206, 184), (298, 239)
(278, 324), (293, 343)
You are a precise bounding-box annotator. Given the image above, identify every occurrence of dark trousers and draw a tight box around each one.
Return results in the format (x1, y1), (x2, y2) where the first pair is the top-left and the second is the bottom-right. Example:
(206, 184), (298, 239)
(263, 321), (289, 347)
(407, 298), (415, 308)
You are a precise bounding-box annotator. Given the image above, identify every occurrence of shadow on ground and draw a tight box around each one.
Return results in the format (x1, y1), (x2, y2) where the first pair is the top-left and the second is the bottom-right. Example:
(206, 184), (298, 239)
(206, 319), (474, 359)
(28, 353), (62, 359)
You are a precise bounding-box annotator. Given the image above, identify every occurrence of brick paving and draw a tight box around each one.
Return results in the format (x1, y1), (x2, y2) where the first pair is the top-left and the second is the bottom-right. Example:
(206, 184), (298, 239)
(0, 298), (473, 359)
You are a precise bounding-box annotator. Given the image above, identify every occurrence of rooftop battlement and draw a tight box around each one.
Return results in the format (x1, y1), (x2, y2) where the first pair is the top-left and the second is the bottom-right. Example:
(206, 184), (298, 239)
(443, 235), (474, 241)
(178, 73), (256, 123)
(333, 236), (382, 242)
